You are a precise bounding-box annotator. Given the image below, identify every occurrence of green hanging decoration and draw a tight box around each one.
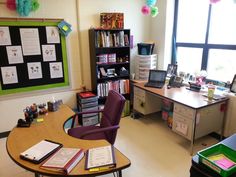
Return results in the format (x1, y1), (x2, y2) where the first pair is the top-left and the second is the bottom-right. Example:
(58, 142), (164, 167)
(151, 6), (159, 17)
(31, 0), (40, 11)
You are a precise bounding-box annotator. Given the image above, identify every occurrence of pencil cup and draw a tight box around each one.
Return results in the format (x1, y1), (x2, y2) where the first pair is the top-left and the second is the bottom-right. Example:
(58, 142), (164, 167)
(207, 85), (215, 100)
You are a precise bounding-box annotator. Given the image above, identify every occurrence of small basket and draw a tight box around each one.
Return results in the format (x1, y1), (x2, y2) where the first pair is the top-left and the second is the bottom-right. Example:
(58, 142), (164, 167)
(198, 144), (236, 177)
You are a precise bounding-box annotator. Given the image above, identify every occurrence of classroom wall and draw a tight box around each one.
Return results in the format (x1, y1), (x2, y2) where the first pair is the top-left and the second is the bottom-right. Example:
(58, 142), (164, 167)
(0, 0), (81, 133)
(0, 0), (151, 132)
(150, 0), (175, 70)
(77, 0), (151, 89)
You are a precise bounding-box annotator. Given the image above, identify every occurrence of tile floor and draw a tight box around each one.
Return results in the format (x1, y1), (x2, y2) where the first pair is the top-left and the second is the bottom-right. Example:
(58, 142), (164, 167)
(0, 113), (218, 177)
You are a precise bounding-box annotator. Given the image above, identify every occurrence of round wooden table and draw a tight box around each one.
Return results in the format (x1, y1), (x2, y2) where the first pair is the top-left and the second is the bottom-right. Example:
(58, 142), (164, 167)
(6, 105), (130, 177)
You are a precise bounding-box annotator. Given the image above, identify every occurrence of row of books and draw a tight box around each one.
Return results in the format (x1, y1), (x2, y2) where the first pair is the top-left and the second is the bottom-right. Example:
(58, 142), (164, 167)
(20, 139), (116, 174)
(95, 30), (129, 48)
(97, 79), (130, 97)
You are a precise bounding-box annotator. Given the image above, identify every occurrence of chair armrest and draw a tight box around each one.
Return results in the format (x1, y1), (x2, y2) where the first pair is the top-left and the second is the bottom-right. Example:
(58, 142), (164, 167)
(80, 125), (120, 138)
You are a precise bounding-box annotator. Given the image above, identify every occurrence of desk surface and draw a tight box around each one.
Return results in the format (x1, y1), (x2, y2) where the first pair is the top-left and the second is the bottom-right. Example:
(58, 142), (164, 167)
(6, 105), (130, 176)
(134, 82), (228, 109)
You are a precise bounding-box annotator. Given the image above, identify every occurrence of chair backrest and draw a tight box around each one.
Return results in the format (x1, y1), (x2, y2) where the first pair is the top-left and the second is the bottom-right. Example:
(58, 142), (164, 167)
(100, 90), (126, 144)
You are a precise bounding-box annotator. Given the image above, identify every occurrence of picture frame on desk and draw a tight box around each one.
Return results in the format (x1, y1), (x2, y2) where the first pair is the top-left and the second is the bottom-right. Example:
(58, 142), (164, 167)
(230, 74), (236, 93)
(166, 64), (178, 78)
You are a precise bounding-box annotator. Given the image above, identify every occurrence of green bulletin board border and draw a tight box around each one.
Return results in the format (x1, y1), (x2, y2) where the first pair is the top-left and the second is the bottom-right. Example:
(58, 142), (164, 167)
(0, 19), (69, 96)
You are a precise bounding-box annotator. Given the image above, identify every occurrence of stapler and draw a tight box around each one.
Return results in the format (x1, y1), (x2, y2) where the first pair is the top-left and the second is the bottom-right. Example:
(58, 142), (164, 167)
(17, 119), (31, 127)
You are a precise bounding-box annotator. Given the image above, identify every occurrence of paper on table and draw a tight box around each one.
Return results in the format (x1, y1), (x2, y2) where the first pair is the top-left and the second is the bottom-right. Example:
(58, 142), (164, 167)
(215, 158), (235, 169)
(20, 140), (61, 161)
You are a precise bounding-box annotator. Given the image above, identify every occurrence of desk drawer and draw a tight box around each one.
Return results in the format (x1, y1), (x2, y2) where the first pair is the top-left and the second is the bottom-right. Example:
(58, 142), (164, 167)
(173, 113), (193, 140)
(134, 87), (145, 100)
(174, 103), (195, 119)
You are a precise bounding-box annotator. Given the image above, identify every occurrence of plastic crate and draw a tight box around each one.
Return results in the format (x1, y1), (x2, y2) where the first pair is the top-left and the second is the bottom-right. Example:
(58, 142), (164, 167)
(198, 144), (236, 177)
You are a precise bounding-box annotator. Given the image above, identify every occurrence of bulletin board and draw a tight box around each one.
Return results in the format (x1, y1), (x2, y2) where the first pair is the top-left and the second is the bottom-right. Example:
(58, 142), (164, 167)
(0, 19), (69, 96)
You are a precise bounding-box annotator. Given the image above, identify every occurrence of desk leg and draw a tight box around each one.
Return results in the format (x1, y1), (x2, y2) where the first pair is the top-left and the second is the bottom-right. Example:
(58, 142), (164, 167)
(190, 110), (198, 155)
(220, 100), (228, 141)
(117, 170), (122, 177)
(34, 173), (40, 177)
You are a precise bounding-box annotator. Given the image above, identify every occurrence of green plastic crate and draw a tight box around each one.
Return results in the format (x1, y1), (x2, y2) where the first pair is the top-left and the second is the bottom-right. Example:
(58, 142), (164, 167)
(198, 144), (236, 177)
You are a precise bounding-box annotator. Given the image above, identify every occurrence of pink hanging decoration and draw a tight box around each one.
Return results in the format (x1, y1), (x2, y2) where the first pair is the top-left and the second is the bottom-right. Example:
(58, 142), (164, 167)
(210, 0), (221, 4)
(141, 5), (150, 15)
(6, 0), (16, 10)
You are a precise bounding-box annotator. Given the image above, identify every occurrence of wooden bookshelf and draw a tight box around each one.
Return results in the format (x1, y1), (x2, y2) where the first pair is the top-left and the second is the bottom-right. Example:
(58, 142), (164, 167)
(88, 28), (131, 116)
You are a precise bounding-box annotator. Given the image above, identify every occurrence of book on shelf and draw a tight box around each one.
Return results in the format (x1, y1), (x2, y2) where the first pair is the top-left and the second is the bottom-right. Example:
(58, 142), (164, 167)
(20, 140), (63, 164)
(85, 145), (116, 170)
(94, 30), (128, 48)
(40, 148), (84, 174)
(97, 80), (129, 97)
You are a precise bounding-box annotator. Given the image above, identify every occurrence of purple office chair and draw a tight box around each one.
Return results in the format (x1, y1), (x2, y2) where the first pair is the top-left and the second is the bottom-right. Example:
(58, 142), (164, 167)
(68, 90), (126, 145)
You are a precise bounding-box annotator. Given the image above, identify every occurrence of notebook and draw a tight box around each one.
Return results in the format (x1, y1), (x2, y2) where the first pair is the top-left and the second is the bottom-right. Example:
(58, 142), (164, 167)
(144, 70), (167, 88)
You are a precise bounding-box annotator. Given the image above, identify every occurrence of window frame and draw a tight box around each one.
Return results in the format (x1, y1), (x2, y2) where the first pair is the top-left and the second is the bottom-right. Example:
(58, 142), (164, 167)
(172, 0), (236, 73)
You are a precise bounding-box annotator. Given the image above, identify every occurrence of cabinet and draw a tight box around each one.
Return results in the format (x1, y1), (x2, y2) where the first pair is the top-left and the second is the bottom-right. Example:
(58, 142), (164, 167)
(135, 54), (157, 80)
(172, 103), (224, 140)
(88, 28), (131, 107)
(133, 86), (162, 115)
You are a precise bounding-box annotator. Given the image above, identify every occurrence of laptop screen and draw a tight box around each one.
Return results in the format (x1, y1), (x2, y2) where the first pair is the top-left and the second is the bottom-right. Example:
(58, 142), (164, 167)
(149, 70), (167, 82)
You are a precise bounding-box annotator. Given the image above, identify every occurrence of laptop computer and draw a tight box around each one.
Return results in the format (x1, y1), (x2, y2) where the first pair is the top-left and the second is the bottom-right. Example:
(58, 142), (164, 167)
(144, 70), (167, 88)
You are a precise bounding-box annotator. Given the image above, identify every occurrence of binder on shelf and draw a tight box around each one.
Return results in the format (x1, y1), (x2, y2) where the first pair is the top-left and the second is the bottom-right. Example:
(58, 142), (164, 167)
(77, 101), (98, 109)
(81, 114), (99, 126)
(77, 92), (98, 104)
(41, 148), (84, 174)
(20, 140), (63, 164)
(85, 145), (116, 170)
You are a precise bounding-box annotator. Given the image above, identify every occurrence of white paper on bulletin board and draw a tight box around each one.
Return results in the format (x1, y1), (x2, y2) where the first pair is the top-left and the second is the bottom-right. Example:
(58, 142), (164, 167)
(20, 28), (41, 56)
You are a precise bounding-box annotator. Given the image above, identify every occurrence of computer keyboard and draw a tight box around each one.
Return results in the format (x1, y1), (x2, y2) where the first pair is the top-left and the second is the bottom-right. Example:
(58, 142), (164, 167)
(145, 82), (164, 88)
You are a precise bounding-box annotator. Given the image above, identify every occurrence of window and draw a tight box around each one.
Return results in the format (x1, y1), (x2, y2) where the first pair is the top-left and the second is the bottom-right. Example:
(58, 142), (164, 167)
(173, 0), (236, 82)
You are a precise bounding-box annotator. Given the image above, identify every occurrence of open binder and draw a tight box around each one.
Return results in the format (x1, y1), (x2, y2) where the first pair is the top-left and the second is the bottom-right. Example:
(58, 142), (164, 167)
(20, 140), (63, 164)
(85, 145), (116, 170)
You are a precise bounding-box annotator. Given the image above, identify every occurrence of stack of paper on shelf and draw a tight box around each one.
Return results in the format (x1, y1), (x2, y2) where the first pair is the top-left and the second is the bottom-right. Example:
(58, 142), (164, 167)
(76, 92), (99, 126)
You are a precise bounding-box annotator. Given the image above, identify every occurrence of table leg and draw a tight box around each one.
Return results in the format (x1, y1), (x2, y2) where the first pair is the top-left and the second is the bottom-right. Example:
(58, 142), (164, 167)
(190, 110), (198, 155)
(117, 170), (122, 177)
(220, 101), (228, 141)
(34, 173), (40, 177)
